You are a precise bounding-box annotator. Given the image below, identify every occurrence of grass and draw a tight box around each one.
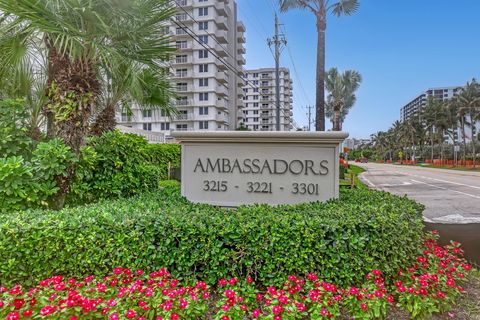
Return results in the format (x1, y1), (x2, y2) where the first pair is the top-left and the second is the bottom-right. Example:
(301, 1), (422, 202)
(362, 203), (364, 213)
(340, 164), (367, 189)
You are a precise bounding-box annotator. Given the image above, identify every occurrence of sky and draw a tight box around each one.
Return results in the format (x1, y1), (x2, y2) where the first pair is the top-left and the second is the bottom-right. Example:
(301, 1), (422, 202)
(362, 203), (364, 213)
(237, 0), (480, 138)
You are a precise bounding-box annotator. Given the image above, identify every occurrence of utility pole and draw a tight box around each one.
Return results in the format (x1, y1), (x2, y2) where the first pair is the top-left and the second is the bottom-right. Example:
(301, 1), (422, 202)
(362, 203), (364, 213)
(306, 105), (315, 131)
(268, 13), (287, 131)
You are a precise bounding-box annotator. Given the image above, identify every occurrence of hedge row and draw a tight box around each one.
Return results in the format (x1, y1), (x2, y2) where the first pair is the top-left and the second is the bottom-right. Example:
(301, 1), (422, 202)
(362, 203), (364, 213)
(0, 187), (424, 287)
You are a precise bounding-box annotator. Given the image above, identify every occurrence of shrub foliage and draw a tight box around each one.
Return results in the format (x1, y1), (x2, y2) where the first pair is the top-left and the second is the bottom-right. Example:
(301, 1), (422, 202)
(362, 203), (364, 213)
(0, 187), (424, 288)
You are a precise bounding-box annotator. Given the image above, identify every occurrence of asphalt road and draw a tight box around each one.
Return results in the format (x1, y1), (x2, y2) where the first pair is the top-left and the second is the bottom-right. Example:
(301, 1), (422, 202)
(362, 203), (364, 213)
(357, 163), (480, 224)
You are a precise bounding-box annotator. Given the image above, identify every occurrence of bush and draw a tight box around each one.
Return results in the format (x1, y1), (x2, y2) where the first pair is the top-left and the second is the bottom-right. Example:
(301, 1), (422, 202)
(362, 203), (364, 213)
(0, 139), (76, 212)
(70, 130), (180, 204)
(0, 187), (424, 288)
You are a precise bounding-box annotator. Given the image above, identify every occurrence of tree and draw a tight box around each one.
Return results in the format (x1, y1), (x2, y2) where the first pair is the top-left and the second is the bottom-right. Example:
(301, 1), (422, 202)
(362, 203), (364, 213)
(325, 67), (362, 131)
(421, 96), (444, 161)
(279, 0), (359, 131)
(0, 0), (175, 207)
(456, 79), (480, 166)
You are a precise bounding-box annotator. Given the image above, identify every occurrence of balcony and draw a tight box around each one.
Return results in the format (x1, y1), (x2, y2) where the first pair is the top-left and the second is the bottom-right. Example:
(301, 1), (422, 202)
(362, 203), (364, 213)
(261, 75), (273, 80)
(237, 56), (246, 65)
(237, 22), (246, 33)
(216, 71), (228, 84)
(214, 2), (226, 15)
(175, 0), (192, 8)
(215, 16), (228, 30)
(175, 99), (192, 106)
(176, 85), (188, 92)
(237, 34), (246, 44)
(215, 29), (228, 44)
(237, 45), (246, 54)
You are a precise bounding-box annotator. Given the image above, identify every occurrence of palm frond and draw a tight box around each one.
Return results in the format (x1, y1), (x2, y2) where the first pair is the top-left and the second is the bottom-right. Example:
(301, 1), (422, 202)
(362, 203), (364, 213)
(330, 0), (359, 16)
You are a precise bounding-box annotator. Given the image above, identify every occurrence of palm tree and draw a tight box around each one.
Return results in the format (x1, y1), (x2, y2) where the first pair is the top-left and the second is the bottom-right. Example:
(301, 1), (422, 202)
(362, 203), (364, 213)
(279, 0), (359, 131)
(456, 79), (480, 166)
(0, 0), (175, 207)
(325, 67), (362, 131)
(421, 96), (443, 161)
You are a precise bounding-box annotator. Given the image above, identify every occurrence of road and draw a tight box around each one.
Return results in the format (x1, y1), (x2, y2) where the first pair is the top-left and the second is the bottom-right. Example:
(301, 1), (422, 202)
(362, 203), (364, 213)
(357, 163), (480, 224)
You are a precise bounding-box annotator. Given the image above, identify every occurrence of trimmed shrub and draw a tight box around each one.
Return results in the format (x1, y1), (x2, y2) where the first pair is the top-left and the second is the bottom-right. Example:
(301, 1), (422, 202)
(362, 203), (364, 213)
(0, 187), (424, 287)
(70, 130), (180, 204)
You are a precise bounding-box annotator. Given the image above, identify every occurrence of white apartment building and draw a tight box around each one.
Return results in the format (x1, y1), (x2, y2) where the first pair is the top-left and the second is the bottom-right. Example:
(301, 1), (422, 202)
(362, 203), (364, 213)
(242, 68), (293, 131)
(117, 0), (246, 135)
(400, 86), (479, 143)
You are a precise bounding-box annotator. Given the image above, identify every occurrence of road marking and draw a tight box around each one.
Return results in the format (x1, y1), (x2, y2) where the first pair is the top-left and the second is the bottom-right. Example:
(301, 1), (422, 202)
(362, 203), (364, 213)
(410, 179), (480, 199)
(376, 182), (412, 187)
(392, 171), (480, 190)
(359, 174), (375, 187)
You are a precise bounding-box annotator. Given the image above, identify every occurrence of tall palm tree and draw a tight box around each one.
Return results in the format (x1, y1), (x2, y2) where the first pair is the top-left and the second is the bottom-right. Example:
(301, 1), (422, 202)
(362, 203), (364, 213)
(325, 67), (362, 131)
(0, 0), (175, 207)
(421, 96), (443, 161)
(279, 0), (359, 131)
(456, 79), (480, 166)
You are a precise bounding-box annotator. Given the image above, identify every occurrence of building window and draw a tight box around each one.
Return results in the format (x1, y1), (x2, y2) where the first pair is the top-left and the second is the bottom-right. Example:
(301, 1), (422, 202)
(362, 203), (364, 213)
(253, 110), (259, 115)
(175, 55), (187, 63)
(142, 109), (152, 118)
(253, 80), (259, 85)
(252, 73), (258, 78)
(253, 95), (259, 100)
(161, 109), (167, 117)
(176, 124), (187, 131)
(254, 125), (259, 130)
(176, 41), (187, 49)
(175, 13), (187, 21)
(199, 49), (208, 58)
(143, 123), (152, 131)
(161, 122), (170, 131)
(199, 21), (208, 30)
(199, 78), (209, 87)
(199, 92), (209, 101)
(176, 68), (187, 77)
(254, 118), (259, 122)
(199, 121), (209, 130)
(253, 102), (259, 107)
(198, 35), (208, 44)
(198, 7), (209, 16)
(199, 64), (209, 73)
(253, 88), (259, 93)
(243, 88), (248, 93)
(176, 27), (187, 35)
(199, 106), (209, 115)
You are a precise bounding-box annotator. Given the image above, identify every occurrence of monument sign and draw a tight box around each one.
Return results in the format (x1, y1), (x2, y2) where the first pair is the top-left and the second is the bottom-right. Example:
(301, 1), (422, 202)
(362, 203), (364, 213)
(172, 132), (348, 206)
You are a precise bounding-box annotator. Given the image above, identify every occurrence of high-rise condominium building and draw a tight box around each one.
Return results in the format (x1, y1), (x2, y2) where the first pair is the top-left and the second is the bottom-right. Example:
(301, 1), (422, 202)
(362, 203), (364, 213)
(242, 68), (293, 131)
(400, 86), (479, 143)
(117, 0), (246, 135)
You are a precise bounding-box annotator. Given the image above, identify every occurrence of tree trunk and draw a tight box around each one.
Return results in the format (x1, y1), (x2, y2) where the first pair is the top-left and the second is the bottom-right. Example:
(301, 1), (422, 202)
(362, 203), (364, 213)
(44, 36), (100, 209)
(461, 117), (467, 160)
(332, 102), (341, 131)
(315, 14), (326, 131)
(472, 116), (477, 168)
(430, 129), (434, 162)
(90, 103), (117, 136)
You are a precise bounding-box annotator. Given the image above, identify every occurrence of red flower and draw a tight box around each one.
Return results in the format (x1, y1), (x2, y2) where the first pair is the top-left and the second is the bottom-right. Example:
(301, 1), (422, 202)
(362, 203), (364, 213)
(125, 309), (136, 319)
(22, 309), (33, 317)
(246, 277), (253, 284)
(171, 313), (179, 320)
(109, 313), (119, 320)
(387, 295), (394, 303)
(113, 267), (123, 275)
(361, 303), (368, 312)
(6, 312), (20, 320)
(252, 309), (261, 318)
(40, 305), (56, 316)
(225, 290), (235, 298)
(13, 299), (25, 309)
(272, 305), (282, 315)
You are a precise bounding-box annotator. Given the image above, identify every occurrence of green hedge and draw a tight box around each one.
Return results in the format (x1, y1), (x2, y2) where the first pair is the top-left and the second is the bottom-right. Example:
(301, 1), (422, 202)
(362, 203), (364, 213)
(70, 130), (180, 204)
(0, 187), (424, 287)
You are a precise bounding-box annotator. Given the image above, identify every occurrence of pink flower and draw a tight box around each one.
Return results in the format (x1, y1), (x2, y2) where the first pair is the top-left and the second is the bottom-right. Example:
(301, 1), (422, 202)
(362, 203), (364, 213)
(125, 309), (136, 319)
(22, 310), (33, 317)
(361, 303), (368, 311)
(113, 267), (123, 275)
(272, 305), (282, 315)
(109, 312), (119, 320)
(6, 312), (20, 320)
(225, 289), (235, 298)
(171, 313), (179, 320)
(252, 309), (261, 318)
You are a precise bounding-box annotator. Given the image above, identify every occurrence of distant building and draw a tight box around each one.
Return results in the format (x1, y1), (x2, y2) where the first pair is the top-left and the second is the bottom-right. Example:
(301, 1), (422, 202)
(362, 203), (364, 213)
(117, 0), (246, 135)
(400, 86), (479, 143)
(400, 87), (460, 122)
(242, 68), (294, 131)
(343, 138), (371, 151)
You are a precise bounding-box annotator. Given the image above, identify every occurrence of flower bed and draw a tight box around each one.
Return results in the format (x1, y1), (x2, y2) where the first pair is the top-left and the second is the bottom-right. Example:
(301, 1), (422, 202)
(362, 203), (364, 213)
(0, 187), (424, 288)
(0, 233), (472, 319)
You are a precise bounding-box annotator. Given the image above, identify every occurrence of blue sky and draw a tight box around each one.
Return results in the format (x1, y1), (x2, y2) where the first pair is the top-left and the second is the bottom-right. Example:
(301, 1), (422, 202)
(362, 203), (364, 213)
(237, 0), (480, 138)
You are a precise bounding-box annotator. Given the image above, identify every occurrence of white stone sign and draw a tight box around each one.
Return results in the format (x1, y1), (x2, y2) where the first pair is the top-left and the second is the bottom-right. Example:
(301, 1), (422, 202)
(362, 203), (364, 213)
(172, 132), (349, 206)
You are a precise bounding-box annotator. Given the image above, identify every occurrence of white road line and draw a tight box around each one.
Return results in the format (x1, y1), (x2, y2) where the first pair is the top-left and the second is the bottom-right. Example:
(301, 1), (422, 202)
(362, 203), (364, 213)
(410, 179), (480, 199)
(392, 171), (480, 190)
(360, 174), (376, 187)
